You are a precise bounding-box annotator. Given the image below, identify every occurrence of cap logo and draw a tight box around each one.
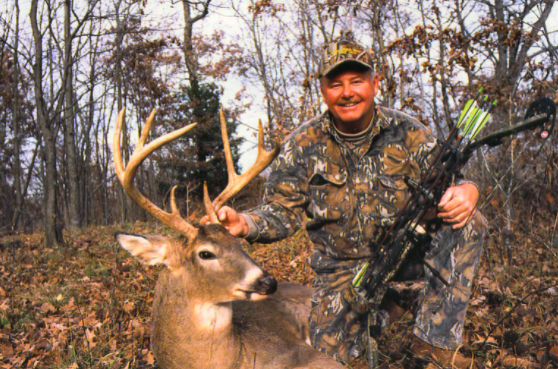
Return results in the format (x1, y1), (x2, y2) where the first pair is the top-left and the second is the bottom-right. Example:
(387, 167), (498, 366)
(332, 48), (363, 55)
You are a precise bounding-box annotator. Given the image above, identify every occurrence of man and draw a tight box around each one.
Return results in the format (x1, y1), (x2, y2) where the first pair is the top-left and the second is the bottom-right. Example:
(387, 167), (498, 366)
(210, 37), (486, 368)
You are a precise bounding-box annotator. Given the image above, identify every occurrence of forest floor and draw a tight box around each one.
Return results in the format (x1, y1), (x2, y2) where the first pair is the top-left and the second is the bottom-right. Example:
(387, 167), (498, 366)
(0, 216), (557, 369)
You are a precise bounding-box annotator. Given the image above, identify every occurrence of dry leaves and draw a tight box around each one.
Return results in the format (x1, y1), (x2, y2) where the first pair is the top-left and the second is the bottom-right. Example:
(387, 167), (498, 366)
(0, 218), (556, 368)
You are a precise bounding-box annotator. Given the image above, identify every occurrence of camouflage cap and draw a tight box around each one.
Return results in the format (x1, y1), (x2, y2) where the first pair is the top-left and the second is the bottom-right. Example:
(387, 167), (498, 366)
(318, 37), (374, 78)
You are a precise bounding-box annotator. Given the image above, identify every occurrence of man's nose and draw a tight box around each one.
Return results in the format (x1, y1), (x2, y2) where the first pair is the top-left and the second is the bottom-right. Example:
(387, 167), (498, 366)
(341, 83), (354, 98)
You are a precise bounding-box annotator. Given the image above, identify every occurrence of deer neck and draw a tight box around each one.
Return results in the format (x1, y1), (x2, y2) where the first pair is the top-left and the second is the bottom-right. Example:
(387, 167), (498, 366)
(192, 301), (233, 331)
(151, 270), (242, 369)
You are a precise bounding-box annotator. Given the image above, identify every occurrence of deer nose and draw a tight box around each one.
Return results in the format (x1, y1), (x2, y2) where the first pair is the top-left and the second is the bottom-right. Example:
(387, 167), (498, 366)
(256, 275), (277, 295)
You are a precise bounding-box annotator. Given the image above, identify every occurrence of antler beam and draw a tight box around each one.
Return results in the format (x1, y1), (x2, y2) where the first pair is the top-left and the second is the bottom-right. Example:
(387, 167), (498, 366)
(113, 107), (198, 239)
(204, 109), (280, 223)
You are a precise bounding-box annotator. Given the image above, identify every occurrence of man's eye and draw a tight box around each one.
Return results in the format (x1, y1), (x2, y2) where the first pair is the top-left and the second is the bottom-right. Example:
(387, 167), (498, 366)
(198, 251), (216, 260)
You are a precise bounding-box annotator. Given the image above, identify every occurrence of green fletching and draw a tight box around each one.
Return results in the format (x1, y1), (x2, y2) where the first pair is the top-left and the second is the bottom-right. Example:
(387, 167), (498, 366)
(458, 99), (475, 127)
(471, 112), (491, 139)
(469, 98), (495, 139)
(470, 109), (485, 133)
(469, 111), (488, 139)
(352, 262), (369, 287)
(463, 107), (481, 134)
(457, 91), (494, 140)
(458, 88), (484, 129)
(461, 104), (479, 132)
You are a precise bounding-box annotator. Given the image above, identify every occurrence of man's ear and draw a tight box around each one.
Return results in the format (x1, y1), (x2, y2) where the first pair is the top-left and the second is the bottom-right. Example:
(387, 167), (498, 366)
(115, 232), (172, 267)
(372, 72), (380, 97)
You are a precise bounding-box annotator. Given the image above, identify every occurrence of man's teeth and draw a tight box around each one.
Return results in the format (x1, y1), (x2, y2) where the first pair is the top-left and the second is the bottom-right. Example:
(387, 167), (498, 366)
(339, 102), (359, 107)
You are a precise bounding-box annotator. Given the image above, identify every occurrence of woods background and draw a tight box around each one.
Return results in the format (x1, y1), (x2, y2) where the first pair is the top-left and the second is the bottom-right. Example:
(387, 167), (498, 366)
(0, 0), (558, 368)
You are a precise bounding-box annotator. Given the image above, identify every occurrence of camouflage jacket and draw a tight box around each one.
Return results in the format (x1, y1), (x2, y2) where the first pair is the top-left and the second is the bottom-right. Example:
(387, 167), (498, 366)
(244, 106), (462, 260)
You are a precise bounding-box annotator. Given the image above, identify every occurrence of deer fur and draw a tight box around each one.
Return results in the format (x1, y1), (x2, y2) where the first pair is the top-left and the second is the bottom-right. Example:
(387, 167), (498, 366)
(116, 224), (344, 369)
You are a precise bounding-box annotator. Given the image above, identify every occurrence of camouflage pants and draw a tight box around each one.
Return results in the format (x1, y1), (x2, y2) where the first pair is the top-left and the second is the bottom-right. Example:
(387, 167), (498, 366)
(307, 212), (487, 363)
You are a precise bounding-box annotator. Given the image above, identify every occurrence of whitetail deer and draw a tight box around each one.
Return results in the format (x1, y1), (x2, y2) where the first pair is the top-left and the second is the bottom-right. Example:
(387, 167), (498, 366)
(113, 108), (345, 369)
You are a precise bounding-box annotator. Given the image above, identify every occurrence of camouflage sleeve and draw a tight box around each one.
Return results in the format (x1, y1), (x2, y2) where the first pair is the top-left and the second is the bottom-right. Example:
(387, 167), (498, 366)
(242, 136), (309, 243)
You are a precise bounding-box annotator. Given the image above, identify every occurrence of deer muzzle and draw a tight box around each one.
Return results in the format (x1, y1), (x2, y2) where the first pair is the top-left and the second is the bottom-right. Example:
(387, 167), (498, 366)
(255, 274), (278, 295)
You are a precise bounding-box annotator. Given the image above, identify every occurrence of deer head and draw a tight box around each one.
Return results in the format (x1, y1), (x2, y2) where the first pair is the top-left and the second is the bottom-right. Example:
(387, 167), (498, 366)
(113, 107), (280, 305)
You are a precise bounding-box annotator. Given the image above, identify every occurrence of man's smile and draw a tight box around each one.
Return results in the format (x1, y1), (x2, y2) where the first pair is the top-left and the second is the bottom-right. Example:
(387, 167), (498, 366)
(337, 100), (361, 107)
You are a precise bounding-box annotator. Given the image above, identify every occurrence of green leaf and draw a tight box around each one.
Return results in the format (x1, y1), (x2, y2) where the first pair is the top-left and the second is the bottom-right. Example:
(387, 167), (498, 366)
(1, 316), (10, 328)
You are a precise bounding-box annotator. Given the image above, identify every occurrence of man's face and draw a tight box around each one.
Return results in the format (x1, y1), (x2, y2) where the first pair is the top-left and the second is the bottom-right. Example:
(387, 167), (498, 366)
(320, 68), (379, 132)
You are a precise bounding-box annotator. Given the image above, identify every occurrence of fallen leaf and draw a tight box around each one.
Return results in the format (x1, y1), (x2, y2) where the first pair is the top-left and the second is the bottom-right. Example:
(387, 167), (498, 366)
(500, 355), (538, 368)
(122, 301), (134, 313)
(40, 302), (56, 313)
(86, 328), (97, 348)
(0, 340), (13, 357)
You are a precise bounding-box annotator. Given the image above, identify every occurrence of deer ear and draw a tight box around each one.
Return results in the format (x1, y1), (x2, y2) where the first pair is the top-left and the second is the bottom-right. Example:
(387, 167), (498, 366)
(115, 233), (171, 267)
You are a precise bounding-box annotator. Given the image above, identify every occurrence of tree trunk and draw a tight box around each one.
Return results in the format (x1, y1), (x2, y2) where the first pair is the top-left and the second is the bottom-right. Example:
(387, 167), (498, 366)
(181, 0), (210, 91)
(64, 0), (81, 230)
(12, 0), (23, 232)
(30, 0), (64, 247)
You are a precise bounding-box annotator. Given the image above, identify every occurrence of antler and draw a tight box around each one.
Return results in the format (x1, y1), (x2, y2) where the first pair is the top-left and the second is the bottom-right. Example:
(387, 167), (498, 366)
(204, 109), (280, 223)
(113, 107), (199, 239)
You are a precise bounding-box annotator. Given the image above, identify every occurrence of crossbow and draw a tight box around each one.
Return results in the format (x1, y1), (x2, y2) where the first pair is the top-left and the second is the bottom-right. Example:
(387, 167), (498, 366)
(349, 91), (556, 367)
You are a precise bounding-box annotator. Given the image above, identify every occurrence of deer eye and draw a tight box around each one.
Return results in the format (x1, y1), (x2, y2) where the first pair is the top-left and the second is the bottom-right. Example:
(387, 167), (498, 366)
(198, 251), (216, 260)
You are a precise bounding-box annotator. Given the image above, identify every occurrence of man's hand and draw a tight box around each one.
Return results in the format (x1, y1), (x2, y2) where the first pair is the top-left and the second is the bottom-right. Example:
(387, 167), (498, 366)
(200, 206), (249, 237)
(437, 183), (479, 229)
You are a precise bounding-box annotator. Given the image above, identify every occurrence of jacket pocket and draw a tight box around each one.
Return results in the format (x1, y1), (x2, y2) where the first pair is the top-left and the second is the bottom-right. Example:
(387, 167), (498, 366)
(308, 172), (347, 220)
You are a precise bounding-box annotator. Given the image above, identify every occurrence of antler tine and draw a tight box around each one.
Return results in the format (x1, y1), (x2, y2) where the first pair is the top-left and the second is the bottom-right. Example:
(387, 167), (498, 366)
(220, 108), (238, 184)
(203, 182), (220, 224)
(113, 108), (127, 184)
(208, 112), (280, 219)
(136, 108), (157, 151)
(113, 107), (198, 239)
